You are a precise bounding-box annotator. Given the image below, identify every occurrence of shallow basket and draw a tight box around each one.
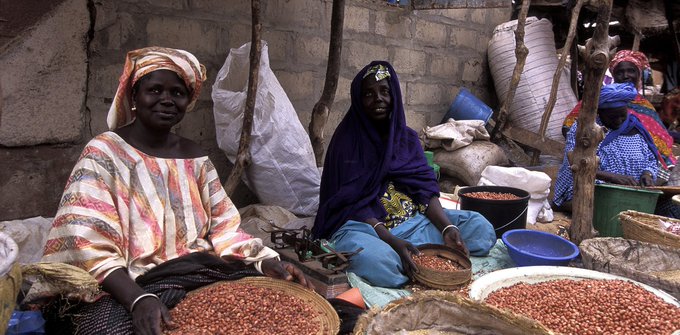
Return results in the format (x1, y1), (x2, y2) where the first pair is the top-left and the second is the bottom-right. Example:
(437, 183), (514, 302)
(180, 277), (339, 335)
(619, 210), (680, 249)
(412, 244), (472, 290)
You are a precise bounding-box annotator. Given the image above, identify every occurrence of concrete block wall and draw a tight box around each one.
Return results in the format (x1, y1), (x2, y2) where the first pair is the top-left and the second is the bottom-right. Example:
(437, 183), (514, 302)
(0, 0), (511, 220)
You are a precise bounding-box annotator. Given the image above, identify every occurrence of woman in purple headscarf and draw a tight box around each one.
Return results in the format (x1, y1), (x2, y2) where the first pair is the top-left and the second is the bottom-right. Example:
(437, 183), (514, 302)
(312, 61), (495, 288)
(553, 82), (658, 212)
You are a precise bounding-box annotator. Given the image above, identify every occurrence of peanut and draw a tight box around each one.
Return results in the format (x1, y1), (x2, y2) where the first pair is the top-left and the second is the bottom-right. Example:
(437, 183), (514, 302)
(164, 282), (321, 335)
(485, 279), (680, 335)
(464, 192), (520, 200)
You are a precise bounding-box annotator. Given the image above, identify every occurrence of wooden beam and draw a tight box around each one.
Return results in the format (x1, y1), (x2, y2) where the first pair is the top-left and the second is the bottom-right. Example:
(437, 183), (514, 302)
(224, 0), (261, 195)
(531, 0), (584, 166)
(503, 126), (565, 159)
(309, 0), (345, 167)
(491, 0), (530, 140)
(412, 0), (507, 9)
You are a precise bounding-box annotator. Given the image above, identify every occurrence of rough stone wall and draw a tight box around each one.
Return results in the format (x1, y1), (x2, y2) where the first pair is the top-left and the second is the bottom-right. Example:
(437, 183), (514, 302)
(0, 0), (511, 220)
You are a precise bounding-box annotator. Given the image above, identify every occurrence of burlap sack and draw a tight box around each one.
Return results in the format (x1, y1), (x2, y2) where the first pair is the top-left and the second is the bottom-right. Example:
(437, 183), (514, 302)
(580, 237), (680, 299)
(353, 291), (554, 335)
(0, 232), (21, 331)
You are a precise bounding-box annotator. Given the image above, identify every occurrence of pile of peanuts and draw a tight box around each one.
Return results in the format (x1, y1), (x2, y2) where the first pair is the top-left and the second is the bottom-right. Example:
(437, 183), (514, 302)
(485, 279), (680, 335)
(165, 282), (323, 335)
(412, 254), (462, 272)
(464, 191), (520, 200)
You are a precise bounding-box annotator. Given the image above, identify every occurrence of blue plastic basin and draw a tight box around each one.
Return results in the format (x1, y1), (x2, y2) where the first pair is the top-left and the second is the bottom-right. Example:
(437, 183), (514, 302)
(502, 229), (579, 267)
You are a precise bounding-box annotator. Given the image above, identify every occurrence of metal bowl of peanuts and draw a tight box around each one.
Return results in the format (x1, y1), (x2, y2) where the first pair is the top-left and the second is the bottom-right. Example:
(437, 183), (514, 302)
(469, 266), (680, 335)
(164, 276), (340, 335)
(411, 243), (472, 290)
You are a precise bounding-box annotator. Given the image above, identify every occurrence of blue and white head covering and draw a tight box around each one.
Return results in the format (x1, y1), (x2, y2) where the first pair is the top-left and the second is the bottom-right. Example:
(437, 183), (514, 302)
(598, 82), (638, 109)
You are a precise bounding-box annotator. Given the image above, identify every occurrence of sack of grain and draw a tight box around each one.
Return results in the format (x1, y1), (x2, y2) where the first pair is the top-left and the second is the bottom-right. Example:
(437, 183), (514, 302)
(0, 232), (21, 332)
(353, 291), (554, 334)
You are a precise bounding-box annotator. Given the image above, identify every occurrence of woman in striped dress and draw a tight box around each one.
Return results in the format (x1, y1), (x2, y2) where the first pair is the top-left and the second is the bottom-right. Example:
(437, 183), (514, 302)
(41, 47), (311, 335)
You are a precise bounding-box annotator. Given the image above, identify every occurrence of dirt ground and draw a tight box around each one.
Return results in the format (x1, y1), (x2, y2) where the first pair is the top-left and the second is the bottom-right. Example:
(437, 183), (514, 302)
(526, 211), (572, 240)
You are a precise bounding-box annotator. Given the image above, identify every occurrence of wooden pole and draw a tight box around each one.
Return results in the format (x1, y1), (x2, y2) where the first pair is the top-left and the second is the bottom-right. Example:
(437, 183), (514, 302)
(531, 0), (585, 166)
(491, 0), (530, 141)
(664, 0), (680, 65)
(224, 0), (261, 195)
(569, 0), (613, 245)
(309, 0), (345, 167)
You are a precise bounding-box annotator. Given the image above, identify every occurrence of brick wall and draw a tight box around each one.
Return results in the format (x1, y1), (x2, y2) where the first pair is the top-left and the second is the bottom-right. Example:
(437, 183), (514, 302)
(0, 0), (511, 220)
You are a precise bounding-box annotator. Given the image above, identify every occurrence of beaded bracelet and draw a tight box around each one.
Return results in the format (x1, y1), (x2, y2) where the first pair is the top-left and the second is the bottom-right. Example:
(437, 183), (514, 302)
(129, 293), (160, 312)
(441, 224), (459, 236)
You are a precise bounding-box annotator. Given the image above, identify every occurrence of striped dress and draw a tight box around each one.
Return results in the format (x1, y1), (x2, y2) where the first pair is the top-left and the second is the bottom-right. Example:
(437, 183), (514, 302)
(42, 132), (277, 282)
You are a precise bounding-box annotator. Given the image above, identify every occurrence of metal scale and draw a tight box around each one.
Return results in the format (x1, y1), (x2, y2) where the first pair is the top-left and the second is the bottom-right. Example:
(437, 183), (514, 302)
(266, 224), (362, 273)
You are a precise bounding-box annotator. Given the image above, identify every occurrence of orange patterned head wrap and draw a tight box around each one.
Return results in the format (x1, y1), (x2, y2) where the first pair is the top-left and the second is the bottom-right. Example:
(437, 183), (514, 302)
(107, 46), (207, 130)
(609, 50), (650, 89)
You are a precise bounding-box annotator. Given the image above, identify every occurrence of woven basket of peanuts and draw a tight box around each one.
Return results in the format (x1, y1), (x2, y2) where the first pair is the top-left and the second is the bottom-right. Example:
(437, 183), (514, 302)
(353, 290), (555, 334)
(164, 276), (339, 335)
(411, 244), (471, 290)
(469, 266), (680, 335)
(580, 237), (680, 300)
(619, 210), (680, 249)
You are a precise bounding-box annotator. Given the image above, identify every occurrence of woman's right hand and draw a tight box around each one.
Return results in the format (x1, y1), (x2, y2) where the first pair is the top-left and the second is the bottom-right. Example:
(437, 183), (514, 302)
(370, 220), (420, 277)
(102, 268), (175, 335)
(132, 296), (174, 335)
(386, 237), (421, 277)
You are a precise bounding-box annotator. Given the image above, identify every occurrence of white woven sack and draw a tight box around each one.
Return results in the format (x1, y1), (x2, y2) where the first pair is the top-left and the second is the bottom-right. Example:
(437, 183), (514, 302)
(212, 42), (320, 216)
(0, 232), (18, 277)
(488, 17), (577, 143)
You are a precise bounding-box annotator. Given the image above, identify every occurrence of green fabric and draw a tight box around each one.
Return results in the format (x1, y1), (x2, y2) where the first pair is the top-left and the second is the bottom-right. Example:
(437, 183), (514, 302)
(345, 239), (513, 308)
(362, 64), (391, 82)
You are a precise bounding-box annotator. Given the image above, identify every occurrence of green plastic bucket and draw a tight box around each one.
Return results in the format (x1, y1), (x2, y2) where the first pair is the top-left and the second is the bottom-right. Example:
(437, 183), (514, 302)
(592, 184), (662, 237)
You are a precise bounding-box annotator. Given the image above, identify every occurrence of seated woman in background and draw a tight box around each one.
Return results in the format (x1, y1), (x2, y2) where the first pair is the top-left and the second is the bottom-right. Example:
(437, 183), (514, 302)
(553, 83), (658, 212)
(660, 87), (680, 143)
(312, 61), (496, 289)
(563, 50), (675, 182)
(41, 47), (311, 335)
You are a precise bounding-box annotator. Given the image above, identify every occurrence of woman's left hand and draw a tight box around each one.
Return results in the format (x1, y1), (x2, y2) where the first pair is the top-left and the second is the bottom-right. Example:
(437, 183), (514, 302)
(443, 226), (469, 256)
(260, 258), (315, 290)
(640, 172), (654, 186)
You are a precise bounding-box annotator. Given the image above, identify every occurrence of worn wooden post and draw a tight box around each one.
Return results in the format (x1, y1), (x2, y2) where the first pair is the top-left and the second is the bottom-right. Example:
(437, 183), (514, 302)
(309, 0), (345, 167)
(569, 0), (613, 245)
(491, 0), (530, 141)
(531, 0), (584, 165)
(224, 0), (261, 195)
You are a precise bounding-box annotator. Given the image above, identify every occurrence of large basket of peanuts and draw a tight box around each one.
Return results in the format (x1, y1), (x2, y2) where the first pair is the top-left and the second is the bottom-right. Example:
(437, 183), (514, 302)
(164, 276), (340, 335)
(411, 244), (471, 290)
(469, 266), (680, 335)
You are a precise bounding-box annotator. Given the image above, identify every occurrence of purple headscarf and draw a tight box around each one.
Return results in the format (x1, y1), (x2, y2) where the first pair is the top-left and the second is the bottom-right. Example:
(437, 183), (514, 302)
(312, 61), (439, 239)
